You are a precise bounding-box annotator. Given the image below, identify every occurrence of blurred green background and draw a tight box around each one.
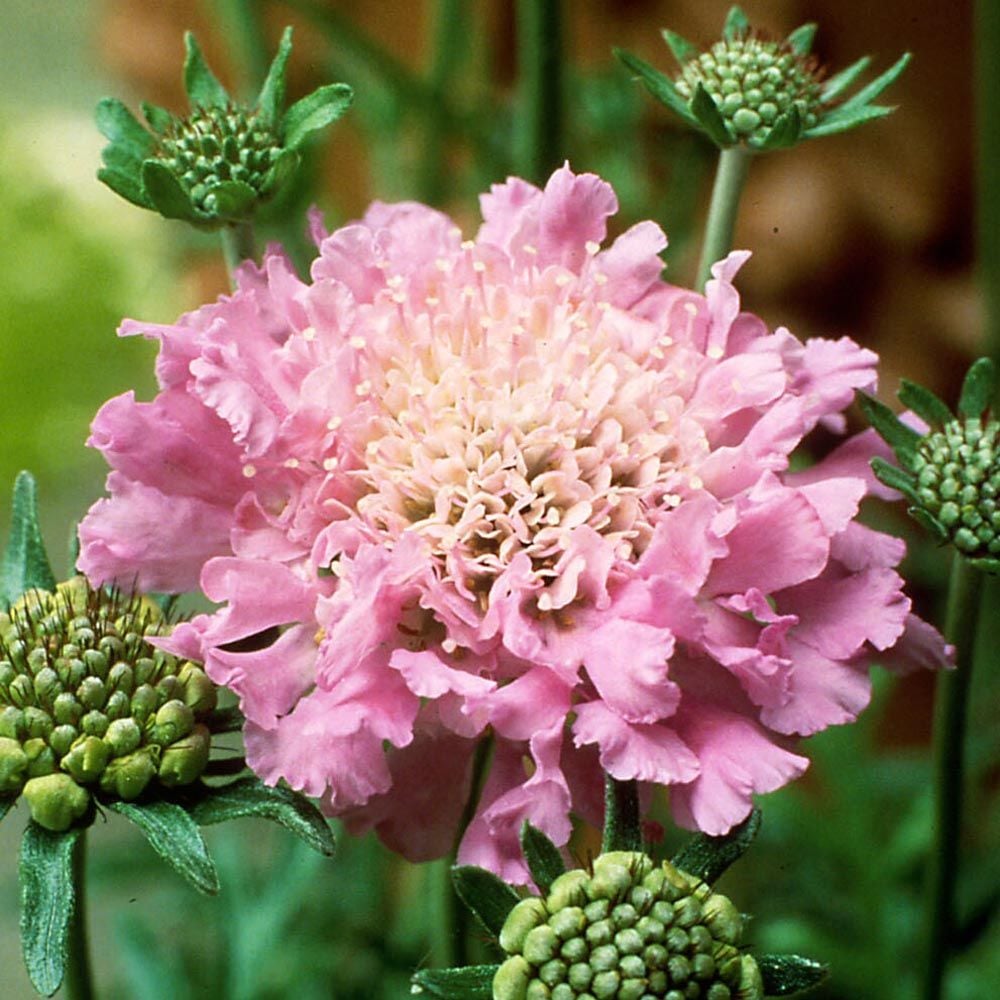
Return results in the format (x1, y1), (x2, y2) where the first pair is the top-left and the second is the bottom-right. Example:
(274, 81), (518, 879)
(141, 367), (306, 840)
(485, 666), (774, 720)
(1, 1), (997, 997)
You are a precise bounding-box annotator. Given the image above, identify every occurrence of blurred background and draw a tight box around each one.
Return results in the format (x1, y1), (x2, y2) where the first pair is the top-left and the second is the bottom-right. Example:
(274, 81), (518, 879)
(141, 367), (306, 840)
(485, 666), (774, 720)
(0, 1), (996, 997)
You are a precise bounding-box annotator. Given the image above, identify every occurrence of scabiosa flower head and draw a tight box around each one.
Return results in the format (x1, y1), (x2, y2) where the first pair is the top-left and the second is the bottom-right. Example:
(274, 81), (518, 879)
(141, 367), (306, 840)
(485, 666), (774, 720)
(79, 165), (950, 880)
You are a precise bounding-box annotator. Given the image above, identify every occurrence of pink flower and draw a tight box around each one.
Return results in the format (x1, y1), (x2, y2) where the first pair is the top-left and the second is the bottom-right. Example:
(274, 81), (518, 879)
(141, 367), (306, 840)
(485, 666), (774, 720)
(79, 166), (950, 882)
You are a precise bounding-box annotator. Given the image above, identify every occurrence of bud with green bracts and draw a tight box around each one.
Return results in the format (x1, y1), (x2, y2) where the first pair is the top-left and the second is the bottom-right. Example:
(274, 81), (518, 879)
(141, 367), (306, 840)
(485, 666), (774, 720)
(94, 27), (352, 227)
(493, 852), (763, 1000)
(0, 577), (221, 830)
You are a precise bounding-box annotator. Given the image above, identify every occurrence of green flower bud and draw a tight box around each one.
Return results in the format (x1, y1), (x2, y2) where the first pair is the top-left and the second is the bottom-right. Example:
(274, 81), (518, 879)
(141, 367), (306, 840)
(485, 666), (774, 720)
(23, 737), (56, 778)
(0, 706), (26, 740)
(150, 699), (194, 744)
(22, 773), (90, 831)
(0, 736), (29, 792)
(99, 748), (157, 800)
(49, 724), (78, 759)
(158, 724), (210, 787)
(496, 853), (758, 1000)
(62, 735), (111, 783)
(178, 662), (218, 714)
(105, 717), (142, 756)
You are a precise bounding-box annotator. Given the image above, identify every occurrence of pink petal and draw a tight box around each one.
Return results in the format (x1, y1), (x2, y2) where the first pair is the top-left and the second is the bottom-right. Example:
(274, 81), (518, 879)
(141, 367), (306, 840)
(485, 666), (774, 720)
(537, 166), (618, 270)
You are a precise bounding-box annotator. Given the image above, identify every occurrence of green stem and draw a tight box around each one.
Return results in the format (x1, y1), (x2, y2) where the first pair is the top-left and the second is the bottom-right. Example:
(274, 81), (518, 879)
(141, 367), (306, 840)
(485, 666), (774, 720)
(515, 0), (564, 185)
(694, 146), (752, 289)
(220, 221), (257, 287)
(977, 0), (1000, 397)
(921, 554), (984, 1000)
(601, 775), (642, 854)
(64, 831), (94, 1000)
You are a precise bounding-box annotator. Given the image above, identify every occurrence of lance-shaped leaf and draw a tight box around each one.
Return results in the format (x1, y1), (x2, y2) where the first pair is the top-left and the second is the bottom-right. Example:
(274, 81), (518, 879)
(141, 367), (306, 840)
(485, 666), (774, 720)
(141, 160), (203, 223)
(858, 393), (923, 462)
(869, 457), (923, 507)
(19, 824), (82, 997)
(2, 472), (57, 607)
(898, 379), (954, 427)
(759, 105), (802, 151)
(188, 776), (335, 857)
(834, 52), (911, 117)
(662, 28), (697, 65)
(786, 22), (818, 56)
(671, 807), (761, 884)
(804, 103), (895, 139)
(970, 556), (1000, 574)
(822, 55), (873, 103)
(109, 799), (219, 894)
(722, 6), (750, 40)
(691, 82), (735, 147)
(256, 26), (294, 125)
(451, 865), (521, 938)
(95, 98), (156, 161)
(520, 821), (566, 894)
(205, 179), (258, 220)
(908, 506), (949, 544)
(411, 965), (498, 998)
(183, 33), (230, 109)
(141, 100), (174, 134)
(283, 83), (355, 150)
(613, 48), (700, 128)
(757, 953), (829, 995)
(958, 357), (997, 418)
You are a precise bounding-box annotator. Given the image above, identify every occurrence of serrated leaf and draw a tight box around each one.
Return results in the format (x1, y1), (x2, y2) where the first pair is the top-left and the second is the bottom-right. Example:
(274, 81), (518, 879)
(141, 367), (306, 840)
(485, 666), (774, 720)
(672, 807), (761, 884)
(282, 83), (354, 150)
(691, 83), (735, 147)
(183, 33), (230, 109)
(19, 824), (82, 997)
(256, 26), (293, 125)
(411, 965), (498, 999)
(205, 180), (258, 220)
(958, 357), (997, 418)
(141, 160), (203, 223)
(662, 29), (698, 65)
(757, 953), (829, 995)
(2, 472), (57, 608)
(1, 796), (14, 823)
(521, 822), (565, 893)
(94, 97), (155, 157)
(757, 105), (802, 150)
(451, 865), (520, 938)
(835, 52), (911, 115)
(858, 393), (923, 461)
(898, 380), (954, 426)
(723, 6), (750, 40)
(786, 23), (817, 56)
(109, 800), (219, 894)
(805, 104), (895, 139)
(869, 457), (922, 504)
(97, 167), (152, 209)
(613, 48), (700, 128)
(907, 506), (949, 543)
(188, 776), (335, 857)
(821, 55), (872, 103)
(141, 101), (175, 135)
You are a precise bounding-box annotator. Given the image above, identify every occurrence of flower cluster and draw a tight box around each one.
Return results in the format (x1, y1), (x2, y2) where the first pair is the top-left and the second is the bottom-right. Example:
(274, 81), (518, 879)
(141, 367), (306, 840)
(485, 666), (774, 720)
(0, 577), (216, 830)
(79, 166), (949, 880)
(493, 852), (760, 1000)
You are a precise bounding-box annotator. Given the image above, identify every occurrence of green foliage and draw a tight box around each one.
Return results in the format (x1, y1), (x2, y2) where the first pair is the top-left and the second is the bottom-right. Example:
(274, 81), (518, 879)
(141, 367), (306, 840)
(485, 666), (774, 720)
(451, 865), (520, 939)
(671, 807), (761, 885)
(0, 472), (56, 608)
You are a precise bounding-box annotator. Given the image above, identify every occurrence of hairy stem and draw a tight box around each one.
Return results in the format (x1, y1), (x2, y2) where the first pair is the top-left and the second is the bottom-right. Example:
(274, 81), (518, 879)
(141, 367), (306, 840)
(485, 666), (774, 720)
(602, 775), (642, 854)
(64, 832), (94, 1000)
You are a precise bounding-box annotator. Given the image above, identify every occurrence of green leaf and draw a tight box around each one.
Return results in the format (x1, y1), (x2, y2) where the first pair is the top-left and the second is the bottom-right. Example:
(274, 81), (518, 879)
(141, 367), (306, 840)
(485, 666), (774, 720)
(835, 52), (911, 115)
(97, 167), (152, 209)
(183, 32), (230, 109)
(141, 160), (203, 223)
(907, 506), (949, 543)
(722, 6), (750, 40)
(958, 357), (997, 418)
(19, 824), (82, 997)
(282, 83), (354, 150)
(869, 457), (922, 505)
(662, 29), (698, 65)
(898, 380), (954, 426)
(969, 556), (1000, 575)
(1, 796), (14, 823)
(2, 472), (57, 608)
(451, 865), (520, 938)
(410, 965), (499, 999)
(786, 23), (817, 56)
(94, 97), (155, 157)
(203, 704), (245, 733)
(205, 180), (258, 220)
(821, 55), (872, 103)
(109, 800), (219, 894)
(256, 26), (293, 125)
(188, 776), (336, 858)
(858, 393), (923, 462)
(141, 101), (175, 135)
(757, 953), (829, 995)
(691, 83), (735, 147)
(805, 104), (895, 139)
(672, 807), (761, 884)
(613, 48), (699, 128)
(258, 147), (300, 197)
(520, 821), (566, 893)
(757, 105), (802, 150)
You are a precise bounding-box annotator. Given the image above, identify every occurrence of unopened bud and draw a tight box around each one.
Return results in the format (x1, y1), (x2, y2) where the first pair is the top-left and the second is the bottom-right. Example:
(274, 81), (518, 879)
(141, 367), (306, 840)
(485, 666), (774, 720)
(0, 736), (28, 792)
(158, 724), (211, 786)
(22, 773), (90, 832)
